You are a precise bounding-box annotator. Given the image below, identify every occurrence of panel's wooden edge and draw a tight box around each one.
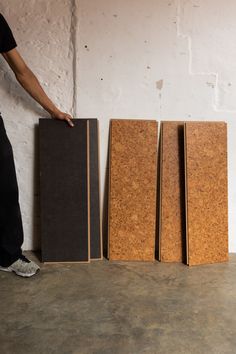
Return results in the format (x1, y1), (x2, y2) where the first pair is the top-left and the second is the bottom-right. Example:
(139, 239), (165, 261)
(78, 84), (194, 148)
(160, 120), (227, 124)
(185, 120), (226, 124)
(160, 120), (185, 123)
(87, 120), (91, 262)
(43, 261), (90, 264)
(225, 123), (229, 255)
(97, 119), (103, 260)
(184, 123), (189, 266)
(86, 119), (103, 260)
(109, 258), (156, 262)
(158, 122), (163, 261)
(110, 118), (157, 123)
(107, 120), (113, 260)
(38, 123), (44, 259)
(188, 258), (228, 267)
(90, 257), (104, 261)
(153, 121), (159, 261)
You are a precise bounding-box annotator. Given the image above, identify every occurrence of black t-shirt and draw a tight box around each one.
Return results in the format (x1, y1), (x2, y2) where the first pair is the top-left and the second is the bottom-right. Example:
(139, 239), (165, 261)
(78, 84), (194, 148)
(0, 14), (17, 53)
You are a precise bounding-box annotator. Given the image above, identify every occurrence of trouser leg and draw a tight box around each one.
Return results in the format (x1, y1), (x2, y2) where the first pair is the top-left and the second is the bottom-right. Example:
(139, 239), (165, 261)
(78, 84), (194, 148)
(0, 115), (23, 267)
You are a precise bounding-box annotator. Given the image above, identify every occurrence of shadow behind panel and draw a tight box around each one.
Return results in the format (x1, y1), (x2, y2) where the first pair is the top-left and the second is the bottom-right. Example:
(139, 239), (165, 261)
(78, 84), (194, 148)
(39, 118), (89, 262)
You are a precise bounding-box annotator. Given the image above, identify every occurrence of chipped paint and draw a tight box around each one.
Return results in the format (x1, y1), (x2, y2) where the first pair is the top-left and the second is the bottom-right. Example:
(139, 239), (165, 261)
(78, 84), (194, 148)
(156, 80), (164, 90)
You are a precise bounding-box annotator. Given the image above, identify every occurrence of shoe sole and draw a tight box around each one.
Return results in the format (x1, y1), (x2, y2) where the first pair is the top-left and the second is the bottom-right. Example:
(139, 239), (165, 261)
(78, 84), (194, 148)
(0, 266), (40, 278)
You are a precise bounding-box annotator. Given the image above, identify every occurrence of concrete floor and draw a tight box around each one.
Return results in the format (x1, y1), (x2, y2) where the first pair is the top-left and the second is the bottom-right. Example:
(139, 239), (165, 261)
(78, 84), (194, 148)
(1, 253), (236, 354)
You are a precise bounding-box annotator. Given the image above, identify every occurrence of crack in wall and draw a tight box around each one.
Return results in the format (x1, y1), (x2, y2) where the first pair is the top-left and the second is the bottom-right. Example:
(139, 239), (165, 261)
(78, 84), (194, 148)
(176, 0), (236, 113)
(70, 0), (78, 117)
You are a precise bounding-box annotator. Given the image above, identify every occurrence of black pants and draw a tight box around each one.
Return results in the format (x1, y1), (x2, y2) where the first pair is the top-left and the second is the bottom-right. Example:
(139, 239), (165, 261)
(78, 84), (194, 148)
(0, 114), (23, 267)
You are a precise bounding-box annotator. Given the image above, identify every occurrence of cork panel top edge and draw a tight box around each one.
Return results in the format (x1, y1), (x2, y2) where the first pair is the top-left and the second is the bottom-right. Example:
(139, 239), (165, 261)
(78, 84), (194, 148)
(110, 118), (158, 123)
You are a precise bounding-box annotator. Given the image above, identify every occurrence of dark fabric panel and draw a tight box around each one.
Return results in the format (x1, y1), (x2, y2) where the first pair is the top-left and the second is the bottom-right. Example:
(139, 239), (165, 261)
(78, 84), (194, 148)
(89, 119), (102, 259)
(39, 118), (89, 262)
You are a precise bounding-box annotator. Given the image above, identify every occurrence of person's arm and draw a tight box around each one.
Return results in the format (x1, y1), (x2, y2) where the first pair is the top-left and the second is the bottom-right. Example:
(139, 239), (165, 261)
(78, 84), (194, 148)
(2, 48), (74, 127)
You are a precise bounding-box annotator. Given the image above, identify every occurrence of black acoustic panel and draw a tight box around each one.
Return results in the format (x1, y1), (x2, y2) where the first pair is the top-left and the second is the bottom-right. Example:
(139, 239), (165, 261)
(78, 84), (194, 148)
(39, 118), (89, 262)
(88, 119), (102, 259)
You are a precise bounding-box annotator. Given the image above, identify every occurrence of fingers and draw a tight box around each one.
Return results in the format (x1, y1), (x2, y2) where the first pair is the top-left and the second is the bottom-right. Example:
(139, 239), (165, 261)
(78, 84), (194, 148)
(52, 111), (75, 127)
(65, 114), (74, 127)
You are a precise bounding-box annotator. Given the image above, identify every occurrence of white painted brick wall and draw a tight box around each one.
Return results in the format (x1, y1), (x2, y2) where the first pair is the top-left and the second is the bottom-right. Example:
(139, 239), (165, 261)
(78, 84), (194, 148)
(1, 0), (235, 251)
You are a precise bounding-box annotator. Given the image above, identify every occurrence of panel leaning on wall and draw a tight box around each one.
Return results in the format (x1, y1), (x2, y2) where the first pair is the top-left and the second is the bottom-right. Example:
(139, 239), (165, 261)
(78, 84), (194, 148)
(159, 121), (185, 263)
(39, 118), (102, 263)
(158, 121), (228, 266)
(108, 119), (158, 261)
(39, 118), (228, 266)
(184, 122), (228, 266)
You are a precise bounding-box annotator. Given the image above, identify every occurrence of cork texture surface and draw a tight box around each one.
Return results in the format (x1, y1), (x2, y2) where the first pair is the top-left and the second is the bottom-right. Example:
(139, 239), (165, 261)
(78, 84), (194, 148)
(185, 122), (228, 266)
(160, 122), (185, 262)
(108, 119), (158, 261)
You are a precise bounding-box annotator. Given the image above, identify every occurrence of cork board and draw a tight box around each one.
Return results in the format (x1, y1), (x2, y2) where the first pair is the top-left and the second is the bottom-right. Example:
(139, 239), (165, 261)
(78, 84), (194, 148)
(39, 118), (90, 262)
(108, 119), (158, 261)
(185, 122), (228, 266)
(159, 121), (185, 262)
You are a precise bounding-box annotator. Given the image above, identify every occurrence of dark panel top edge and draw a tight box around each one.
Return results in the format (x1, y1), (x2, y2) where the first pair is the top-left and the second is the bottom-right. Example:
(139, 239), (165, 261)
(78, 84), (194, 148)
(39, 118), (98, 122)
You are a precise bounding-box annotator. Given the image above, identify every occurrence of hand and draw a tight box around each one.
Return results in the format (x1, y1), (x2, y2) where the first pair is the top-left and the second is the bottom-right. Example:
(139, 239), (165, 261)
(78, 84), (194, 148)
(51, 110), (74, 127)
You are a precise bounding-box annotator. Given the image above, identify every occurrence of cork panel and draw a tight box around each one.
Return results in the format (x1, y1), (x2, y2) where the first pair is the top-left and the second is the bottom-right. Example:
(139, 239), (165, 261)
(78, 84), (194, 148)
(159, 121), (185, 262)
(185, 122), (228, 266)
(108, 119), (158, 261)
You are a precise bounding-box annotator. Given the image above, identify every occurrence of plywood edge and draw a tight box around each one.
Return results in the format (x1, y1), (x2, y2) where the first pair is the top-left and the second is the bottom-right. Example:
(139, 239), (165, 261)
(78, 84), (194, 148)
(89, 119), (103, 260)
(110, 118), (157, 123)
(43, 260), (90, 264)
(184, 123), (189, 266)
(38, 125), (44, 258)
(187, 120), (226, 124)
(158, 122), (163, 261)
(188, 257), (229, 267)
(107, 120), (113, 260)
(160, 120), (185, 123)
(108, 258), (156, 263)
(97, 119), (103, 260)
(225, 123), (229, 256)
(87, 120), (91, 262)
(90, 257), (103, 261)
(153, 121), (159, 261)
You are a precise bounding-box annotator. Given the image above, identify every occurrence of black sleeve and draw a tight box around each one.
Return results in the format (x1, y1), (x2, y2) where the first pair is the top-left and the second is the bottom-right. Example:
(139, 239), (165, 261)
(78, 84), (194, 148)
(0, 14), (17, 53)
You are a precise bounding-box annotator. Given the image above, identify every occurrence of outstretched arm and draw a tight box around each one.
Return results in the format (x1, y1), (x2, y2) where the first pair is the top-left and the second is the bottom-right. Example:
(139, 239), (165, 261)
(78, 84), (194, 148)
(2, 48), (74, 127)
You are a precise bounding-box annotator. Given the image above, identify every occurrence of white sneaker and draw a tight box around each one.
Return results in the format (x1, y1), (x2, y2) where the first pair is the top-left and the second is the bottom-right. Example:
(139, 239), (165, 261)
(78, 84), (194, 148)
(0, 255), (40, 277)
